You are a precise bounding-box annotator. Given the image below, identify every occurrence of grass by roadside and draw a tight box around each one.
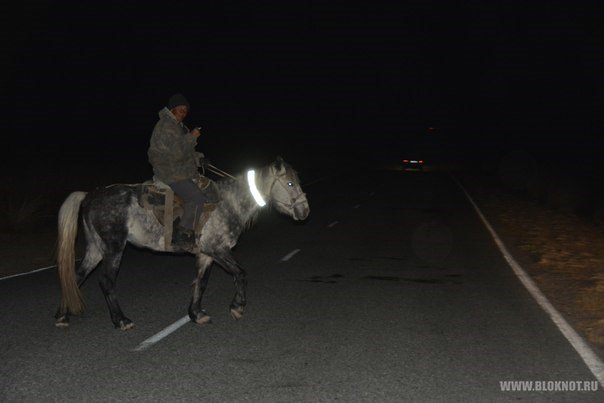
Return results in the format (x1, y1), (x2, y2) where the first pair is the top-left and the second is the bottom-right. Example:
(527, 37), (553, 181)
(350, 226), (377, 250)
(0, 226), (57, 277)
(458, 171), (604, 361)
(0, 193), (58, 277)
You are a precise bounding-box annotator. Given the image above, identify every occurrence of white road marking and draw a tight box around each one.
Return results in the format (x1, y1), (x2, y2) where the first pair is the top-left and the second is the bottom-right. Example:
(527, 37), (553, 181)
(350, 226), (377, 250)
(454, 176), (604, 388)
(133, 315), (190, 352)
(327, 221), (339, 228)
(0, 265), (55, 281)
(0, 259), (84, 281)
(281, 249), (300, 262)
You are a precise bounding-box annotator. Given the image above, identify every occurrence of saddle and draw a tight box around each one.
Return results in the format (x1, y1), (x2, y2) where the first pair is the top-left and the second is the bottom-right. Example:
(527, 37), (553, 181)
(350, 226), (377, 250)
(138, 175), (219, 251)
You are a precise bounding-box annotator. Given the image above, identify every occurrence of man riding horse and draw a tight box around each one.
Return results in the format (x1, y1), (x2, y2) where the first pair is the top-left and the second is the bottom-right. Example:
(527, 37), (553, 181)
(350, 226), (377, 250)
(147, 93), (208, 250)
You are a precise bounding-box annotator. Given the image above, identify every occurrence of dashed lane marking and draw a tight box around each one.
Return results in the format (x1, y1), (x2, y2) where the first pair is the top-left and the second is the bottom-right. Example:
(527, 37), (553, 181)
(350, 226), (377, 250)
(133, 315), (190, 352)
(281, 249), (301, 262)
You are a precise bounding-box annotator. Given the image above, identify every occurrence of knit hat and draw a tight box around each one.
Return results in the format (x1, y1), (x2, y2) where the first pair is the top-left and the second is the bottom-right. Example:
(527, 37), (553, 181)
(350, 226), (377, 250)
(167, 93), (190, 110)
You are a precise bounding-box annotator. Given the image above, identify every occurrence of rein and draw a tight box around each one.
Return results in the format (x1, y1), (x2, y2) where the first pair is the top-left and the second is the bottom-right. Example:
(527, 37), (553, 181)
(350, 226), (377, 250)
(206, 163), (236, 179)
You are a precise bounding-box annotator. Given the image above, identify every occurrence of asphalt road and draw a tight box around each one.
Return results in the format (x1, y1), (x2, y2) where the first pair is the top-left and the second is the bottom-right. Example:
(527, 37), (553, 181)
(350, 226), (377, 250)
(1, 169), (602, 401)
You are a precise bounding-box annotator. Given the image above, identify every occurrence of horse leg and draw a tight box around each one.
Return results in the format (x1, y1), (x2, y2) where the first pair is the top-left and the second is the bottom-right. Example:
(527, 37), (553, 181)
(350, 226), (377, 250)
(55, 230), (103, 327)
(212, 250), (247, 320)
(230, 269), (247, 320)
(188, 253), (213, 325)
(98, 250), (132, 330)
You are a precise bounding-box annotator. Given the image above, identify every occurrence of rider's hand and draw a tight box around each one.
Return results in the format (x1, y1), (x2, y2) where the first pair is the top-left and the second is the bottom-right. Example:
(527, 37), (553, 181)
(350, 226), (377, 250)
(191, 127), (201, 138)
(200, 158), (211, 169)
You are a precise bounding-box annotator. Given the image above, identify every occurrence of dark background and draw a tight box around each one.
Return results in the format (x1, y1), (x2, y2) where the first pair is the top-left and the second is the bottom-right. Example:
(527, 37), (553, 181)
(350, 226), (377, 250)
(2, 1), (603, 193)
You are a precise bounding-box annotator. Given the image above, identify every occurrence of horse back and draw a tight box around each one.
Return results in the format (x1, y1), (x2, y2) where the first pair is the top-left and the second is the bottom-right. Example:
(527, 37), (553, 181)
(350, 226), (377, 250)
(137, 181), (218, 226)
(79, 184), (140, 241)
(137, 180), (220, 251)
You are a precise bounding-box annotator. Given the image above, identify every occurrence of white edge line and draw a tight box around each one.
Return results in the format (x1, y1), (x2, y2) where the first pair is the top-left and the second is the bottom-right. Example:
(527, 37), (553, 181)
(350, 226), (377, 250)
(281, 249), (301, 262)
(133, 315), (191, 352)
(453, 174), (604, 388)
(0, 265), (55, 281)
(0, 259), (84, 281)
(327, 221), (339, 228)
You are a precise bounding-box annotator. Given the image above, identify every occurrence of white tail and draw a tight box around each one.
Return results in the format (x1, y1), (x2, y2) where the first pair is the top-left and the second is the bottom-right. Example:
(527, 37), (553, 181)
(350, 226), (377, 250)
(56, 191), (87, 314)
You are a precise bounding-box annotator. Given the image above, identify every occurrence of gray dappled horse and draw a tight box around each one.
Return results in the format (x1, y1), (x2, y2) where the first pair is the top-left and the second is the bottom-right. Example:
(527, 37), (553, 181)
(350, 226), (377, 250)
(55, 157), (309, 329)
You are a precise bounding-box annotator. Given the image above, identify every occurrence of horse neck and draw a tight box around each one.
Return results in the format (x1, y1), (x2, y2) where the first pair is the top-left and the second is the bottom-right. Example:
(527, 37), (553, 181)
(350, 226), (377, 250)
(218, 170), (265, 227)
(256, 165), (275, 201)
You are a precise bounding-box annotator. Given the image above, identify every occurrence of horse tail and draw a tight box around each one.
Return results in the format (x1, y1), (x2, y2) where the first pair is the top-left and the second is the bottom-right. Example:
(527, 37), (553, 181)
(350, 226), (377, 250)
(57, 191), (87, 315)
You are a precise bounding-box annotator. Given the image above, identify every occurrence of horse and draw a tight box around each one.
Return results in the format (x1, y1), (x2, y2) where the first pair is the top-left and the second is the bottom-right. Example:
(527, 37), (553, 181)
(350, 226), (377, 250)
(54, 157), (310, 329)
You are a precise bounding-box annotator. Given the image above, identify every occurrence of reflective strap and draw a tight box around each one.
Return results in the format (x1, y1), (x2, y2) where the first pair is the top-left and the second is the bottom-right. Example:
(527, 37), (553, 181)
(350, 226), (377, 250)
(247, 170), (266, 207)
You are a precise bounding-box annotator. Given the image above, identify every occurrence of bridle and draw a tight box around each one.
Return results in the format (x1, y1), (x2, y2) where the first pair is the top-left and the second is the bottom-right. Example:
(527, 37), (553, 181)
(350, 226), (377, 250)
(207, 163), (307, 211)
(266, 171), (308, 211)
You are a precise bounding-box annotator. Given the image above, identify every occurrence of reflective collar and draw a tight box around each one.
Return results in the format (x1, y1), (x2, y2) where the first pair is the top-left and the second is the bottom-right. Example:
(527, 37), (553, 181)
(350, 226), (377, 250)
(247, 170), (266, 207)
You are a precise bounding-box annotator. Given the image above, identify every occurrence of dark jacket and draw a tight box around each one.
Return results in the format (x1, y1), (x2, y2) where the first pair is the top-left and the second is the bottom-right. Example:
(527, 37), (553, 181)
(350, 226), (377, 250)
(148, 107), (203, 183)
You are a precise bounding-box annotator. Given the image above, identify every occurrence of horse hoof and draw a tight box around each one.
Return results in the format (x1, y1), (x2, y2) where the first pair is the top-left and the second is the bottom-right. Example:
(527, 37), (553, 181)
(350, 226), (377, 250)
(230, 306), (244, 320)
(117, 320), (134, 331)
(55, 316), (69, 328)
(194, 315), (212, 325)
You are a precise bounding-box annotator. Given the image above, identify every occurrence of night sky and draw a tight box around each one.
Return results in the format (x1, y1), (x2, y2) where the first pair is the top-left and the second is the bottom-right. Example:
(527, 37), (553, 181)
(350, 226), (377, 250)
(3, 1), (604, 187)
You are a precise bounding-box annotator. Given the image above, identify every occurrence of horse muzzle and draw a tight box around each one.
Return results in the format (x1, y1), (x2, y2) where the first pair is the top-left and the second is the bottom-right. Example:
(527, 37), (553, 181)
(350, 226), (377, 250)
(293, 200), (310, 221)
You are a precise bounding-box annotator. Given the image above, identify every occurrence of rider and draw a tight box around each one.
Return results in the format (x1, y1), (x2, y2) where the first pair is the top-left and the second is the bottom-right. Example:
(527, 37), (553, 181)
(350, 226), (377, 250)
(148, 93), (206, 250)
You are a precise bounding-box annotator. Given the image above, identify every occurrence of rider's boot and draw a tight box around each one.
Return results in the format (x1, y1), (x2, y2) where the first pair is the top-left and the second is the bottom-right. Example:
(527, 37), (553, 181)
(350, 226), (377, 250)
(173, 225), (196, 250)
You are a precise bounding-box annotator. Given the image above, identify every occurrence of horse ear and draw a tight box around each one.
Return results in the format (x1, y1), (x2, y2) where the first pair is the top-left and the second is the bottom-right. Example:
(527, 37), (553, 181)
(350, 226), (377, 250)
(275, 156), (284, 170)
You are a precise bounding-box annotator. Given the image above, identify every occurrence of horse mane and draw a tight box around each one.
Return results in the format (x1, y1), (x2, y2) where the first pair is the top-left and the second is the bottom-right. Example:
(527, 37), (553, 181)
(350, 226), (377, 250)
(213, 172), (262, 231)
(244, 207), (260, 230)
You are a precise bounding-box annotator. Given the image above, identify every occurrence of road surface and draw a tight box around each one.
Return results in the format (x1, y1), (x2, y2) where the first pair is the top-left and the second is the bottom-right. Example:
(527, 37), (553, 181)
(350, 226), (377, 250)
(1, 169), (602, 401)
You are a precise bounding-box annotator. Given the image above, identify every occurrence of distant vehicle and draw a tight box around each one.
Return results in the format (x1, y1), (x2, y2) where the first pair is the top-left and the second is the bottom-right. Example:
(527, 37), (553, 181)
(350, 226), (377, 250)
(401, 157), (424, 171)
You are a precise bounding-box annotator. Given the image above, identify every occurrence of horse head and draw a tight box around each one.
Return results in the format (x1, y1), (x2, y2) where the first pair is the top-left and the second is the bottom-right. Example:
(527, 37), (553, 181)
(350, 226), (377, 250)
(264, 156), (310, 221)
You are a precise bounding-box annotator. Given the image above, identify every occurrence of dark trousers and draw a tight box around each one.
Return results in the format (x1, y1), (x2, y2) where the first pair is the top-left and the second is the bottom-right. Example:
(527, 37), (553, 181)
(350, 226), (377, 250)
(168, 179), (205, 230)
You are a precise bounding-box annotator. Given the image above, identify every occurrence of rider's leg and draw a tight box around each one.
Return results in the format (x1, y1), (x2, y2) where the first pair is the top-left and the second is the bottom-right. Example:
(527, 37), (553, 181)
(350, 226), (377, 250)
(169, 179), (205, 247)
